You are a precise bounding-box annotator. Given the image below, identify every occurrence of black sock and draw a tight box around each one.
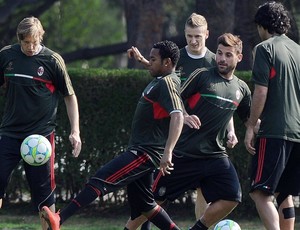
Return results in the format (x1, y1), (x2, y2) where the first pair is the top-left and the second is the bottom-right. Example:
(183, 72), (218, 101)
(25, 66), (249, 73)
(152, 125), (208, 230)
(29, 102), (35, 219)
(189, 220), (208, 230)
(148, 206), (180, 230)
(141, 220), (152, 230)
(60, 184), (100, 224)
(123, 228), (129, 230)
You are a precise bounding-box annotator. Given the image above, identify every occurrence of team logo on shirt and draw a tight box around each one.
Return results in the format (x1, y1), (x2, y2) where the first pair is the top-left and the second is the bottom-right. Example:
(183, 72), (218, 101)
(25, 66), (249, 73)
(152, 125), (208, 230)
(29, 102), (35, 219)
(37, 66), (44, 76)
(207, 83), (216, 92)
(236, 90), (241, 100)
(6, 62), (13, 71)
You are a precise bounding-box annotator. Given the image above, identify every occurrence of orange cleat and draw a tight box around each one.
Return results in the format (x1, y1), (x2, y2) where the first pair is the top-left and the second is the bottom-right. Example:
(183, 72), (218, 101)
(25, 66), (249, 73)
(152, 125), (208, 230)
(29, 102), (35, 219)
(41, 206), (61, 230)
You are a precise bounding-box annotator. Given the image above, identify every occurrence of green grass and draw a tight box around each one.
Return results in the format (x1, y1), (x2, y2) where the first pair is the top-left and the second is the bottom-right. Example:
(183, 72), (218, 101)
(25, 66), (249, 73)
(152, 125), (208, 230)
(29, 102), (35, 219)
(0, 214), (267, 230)
(0, 204), (299, 230)
(1, 213), (300, 229)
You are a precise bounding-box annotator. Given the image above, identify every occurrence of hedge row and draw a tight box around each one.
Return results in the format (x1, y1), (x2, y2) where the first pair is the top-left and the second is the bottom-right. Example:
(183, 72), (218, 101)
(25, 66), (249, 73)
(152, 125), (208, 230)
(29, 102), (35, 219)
(4, 68), (257, 218)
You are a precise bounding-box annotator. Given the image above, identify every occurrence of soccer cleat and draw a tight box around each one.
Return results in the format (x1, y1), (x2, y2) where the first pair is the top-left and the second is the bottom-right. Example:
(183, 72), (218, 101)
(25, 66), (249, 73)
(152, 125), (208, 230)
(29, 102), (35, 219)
(41, 206), (61, 230)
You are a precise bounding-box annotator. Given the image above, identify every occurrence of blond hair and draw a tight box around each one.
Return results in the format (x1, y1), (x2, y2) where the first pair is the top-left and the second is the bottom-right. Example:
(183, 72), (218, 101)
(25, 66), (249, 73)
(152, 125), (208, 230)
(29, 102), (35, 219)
(185, 13), (207, 28)
(17, 16), (45, 42)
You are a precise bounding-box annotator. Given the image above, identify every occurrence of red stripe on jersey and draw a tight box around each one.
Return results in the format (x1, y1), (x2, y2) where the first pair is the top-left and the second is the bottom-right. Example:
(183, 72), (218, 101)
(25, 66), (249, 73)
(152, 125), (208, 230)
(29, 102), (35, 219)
(269, 67), (276, 79)
(255, 138), (266, 183)
(46, 83), (55, 93)
(153, 102), (169, 119)
(144, 96), (169, 119)
(187, 93), (201, 110)
(105, 154), (150, 183)
(32, 76), (52, 84)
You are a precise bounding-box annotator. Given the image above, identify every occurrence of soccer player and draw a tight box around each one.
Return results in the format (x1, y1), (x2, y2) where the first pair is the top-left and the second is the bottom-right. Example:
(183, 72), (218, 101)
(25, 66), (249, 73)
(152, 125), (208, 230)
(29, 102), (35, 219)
(176, 13), (216, 84)
(125, 33), (251, 230)
(0, 17), (81, 230)
(41, 40), (184, 230)
(128, 13), (238, 229)
(244, 2), (300, 230)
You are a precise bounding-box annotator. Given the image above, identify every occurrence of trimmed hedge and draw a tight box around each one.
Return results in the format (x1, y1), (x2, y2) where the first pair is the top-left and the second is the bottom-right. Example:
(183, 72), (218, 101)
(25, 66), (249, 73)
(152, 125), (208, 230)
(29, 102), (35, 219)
(5, 68), (257, 217)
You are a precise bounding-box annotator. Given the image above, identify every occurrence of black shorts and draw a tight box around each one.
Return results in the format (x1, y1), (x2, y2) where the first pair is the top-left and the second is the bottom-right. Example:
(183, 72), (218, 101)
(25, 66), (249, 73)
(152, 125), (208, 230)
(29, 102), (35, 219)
(153, 154), (242, 203)
(87, 149), (157, 219)
(0, 134), (56, 211)
(250, 138), (300, 195)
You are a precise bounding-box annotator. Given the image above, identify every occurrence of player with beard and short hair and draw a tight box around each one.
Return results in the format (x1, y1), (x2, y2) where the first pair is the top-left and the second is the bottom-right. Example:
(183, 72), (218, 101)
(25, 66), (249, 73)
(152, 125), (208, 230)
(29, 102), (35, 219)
(125, 33), (252, 230)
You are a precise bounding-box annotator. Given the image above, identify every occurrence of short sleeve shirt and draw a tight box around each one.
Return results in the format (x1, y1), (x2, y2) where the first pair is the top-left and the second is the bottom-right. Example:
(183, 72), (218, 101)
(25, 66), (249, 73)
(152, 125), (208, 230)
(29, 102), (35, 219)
(0, 44), (74, 138)
(176, 47), (216, 84)
(175, 67), (251, 158)
(128, 73), (183, 167)
(252, 35), (300, 141)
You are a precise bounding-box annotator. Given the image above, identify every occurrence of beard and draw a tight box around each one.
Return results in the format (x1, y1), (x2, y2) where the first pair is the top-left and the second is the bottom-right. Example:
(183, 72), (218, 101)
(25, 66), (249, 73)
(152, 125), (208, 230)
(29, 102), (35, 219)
(217, 63), (235, 77)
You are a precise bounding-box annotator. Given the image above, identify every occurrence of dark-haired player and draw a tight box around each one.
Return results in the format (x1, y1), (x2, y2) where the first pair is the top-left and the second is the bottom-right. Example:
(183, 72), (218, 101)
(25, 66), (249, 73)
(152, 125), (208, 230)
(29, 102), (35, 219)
(42, 40), (184, 230)
(125, 33), (252, 230)
(128, 15), (238, 230)
(245, 2), (300, 230)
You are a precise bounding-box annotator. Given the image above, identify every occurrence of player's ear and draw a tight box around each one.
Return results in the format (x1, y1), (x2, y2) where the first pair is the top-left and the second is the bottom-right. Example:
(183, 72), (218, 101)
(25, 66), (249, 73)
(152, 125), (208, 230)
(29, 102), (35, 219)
(163, 57), (171, 67)
(237, 53), (243, 63)
(206, 30), (209, 39)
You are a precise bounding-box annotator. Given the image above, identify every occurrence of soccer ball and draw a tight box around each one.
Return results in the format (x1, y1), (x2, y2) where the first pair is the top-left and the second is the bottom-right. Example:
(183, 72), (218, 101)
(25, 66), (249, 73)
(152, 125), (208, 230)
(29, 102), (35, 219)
(213, 219), (241, 230)
(20, 134), (52, 166)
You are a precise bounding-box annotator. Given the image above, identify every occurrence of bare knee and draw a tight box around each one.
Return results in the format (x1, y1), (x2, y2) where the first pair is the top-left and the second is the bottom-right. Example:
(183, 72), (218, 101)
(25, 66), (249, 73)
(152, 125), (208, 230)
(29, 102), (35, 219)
(250, 190), (271, 202)
(126, 216), (147, 230)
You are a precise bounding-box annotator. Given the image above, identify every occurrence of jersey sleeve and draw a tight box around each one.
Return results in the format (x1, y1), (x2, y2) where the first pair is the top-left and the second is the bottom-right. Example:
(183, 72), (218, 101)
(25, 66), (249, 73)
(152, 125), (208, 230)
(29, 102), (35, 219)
(52, 52), (75, 96)
(159, 74), (183, 114)
(252, 44), (272, 87)
(236, 80), (251, 123)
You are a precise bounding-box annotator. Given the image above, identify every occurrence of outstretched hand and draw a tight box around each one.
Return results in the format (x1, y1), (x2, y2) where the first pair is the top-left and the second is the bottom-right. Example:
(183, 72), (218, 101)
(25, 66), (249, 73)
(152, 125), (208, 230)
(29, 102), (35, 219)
(127, 46), (143, 61)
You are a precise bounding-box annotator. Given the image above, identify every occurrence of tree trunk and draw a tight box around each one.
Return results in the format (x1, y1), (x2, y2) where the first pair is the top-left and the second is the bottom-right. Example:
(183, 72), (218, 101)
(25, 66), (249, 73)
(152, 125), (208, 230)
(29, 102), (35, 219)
(195, 0), (236, 54)
(124, 0), (164, 68)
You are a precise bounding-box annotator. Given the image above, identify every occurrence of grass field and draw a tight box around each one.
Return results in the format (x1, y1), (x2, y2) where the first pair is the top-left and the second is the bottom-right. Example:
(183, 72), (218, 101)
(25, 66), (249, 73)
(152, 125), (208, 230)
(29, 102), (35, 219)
(0, 204), (299, 229)
(0, 213), (268, 230)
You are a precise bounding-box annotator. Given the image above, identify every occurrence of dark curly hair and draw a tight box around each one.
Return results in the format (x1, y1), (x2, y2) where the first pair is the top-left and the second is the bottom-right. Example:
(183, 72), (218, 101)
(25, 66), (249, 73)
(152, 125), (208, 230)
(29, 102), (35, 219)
(254, 1), (291, 35)
(153, 40), (180, 66)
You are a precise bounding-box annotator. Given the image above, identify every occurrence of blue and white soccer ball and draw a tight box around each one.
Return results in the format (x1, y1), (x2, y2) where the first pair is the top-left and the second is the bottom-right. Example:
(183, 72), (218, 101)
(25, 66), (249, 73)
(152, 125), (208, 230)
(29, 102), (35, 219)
(20, 134), (52, 166)
(213, 219), (241, 230)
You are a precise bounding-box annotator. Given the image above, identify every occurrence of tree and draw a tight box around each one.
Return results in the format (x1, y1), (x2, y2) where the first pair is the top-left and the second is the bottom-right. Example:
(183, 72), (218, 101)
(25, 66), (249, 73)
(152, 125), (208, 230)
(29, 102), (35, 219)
(0, 0), (57, 47)
(124, 0), (165, 68)
(0, 0), (299, 70)
(195, 0), (299, 70)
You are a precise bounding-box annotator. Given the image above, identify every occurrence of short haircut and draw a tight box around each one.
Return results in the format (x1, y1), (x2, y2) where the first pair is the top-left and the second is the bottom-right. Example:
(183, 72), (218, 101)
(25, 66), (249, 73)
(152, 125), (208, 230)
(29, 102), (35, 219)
(153, 40), (180, 66)
(217, 33), (243, 54)
(185, 13), (207, 29)
(254, 1), (291, 35)
(17, 16), (45, 42)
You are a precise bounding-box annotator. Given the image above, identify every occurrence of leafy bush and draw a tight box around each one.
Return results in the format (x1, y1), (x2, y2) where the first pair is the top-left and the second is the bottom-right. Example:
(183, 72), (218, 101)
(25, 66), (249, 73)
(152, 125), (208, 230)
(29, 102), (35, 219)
(4, 68), (258, 217)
